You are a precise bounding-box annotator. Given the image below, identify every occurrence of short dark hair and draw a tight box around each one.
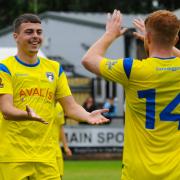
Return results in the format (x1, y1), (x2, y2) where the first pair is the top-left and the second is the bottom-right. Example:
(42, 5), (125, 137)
(13, 13), (41, 33)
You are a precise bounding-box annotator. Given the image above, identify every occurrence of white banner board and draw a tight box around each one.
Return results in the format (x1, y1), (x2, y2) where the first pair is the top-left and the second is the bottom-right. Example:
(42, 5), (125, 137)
(64, 126), (124, 147)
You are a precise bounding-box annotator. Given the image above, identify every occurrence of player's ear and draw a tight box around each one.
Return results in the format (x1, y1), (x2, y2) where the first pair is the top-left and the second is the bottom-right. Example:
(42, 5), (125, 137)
(174, 35), (179, 46)
(146, 32), (152, 44)
(13, 32), (18, 41)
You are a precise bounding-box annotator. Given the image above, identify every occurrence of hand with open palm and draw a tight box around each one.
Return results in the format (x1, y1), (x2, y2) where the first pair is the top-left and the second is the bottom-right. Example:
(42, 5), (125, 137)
(133, 18), (145, 41)
(87, 109), (109, 125)
(106, 9), (127, 40)
(26, 105), (48, 124)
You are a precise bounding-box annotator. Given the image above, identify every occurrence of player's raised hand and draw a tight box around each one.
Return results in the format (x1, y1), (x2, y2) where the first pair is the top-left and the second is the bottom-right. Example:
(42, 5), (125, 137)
(26, 105), (48, 124)
(106, 9), (127, 39)
(87, 109), (109, 125)
(133, 18), (145, 41)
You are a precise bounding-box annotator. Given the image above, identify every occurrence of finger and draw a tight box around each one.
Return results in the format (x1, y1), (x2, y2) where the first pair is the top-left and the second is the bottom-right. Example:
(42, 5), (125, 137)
(97, 116), (109, 124)
(133, 25), (144, 34)
(89, 121), (96, 125)
(120, 27), (128, 35)
(133, 20), (140, 27)
(31, 115), (48, 124)
(115, 10), (121, 23)
(41, 120), (49, 124)
(134, 19), (142, 25)
(139, 18), (145, 24)
(135, 21), (145, 31)
(26, 105), (30, 112)
(103, 117), (110, 122)
(119, 10), (123, 23)
(133, 19), (144, 28)
(134, 18), (144, 27)
(137, 22), (144, 30)
(133, 32), (144, 41)
(133, 20), (143, 30)
(107, 12), (111, 21)
(106, 12), (111, 29)
(37, 118), (49, 124)
(26, 105), (31, 116)
(112, 9), (117, 20)
(95, 108), (109, 114)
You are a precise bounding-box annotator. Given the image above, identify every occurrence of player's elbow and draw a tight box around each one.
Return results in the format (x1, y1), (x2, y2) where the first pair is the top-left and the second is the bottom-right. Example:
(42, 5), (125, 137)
(82, 59), (95, 74)
(0, 106), (15, 120)
(82, 55), (90, 69)
(82, 61), (90, 73)
(82, 55), (101, 76)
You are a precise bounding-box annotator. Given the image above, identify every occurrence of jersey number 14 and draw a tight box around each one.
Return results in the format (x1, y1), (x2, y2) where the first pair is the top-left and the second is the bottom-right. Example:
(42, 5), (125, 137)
(138, 89), (180, 129)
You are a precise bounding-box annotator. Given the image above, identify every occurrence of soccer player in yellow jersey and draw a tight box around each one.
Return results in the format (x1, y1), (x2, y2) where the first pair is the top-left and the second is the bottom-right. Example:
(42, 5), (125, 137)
(54, 103), (72, 179)
(82, 10), (180, 180)
(0, 14), (109, 180)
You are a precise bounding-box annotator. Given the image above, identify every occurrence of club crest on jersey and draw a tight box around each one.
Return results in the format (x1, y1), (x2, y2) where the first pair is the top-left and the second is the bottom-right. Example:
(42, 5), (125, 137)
(106, 60), (118, 70)
(46, 72), (54, 82)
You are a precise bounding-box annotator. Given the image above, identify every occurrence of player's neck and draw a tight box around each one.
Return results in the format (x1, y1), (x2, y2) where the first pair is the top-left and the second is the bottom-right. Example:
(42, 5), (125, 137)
(149, 47), (174, 58)
(16, 51), (38, 64)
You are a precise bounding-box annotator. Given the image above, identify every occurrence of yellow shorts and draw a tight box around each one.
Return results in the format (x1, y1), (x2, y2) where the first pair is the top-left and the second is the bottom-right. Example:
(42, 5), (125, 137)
(57, 156), (64, 176)
(0, 161), (61, 180)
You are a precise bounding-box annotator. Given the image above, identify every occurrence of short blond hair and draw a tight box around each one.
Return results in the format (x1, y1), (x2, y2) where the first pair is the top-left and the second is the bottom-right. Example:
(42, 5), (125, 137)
(145, 10), (180, 47)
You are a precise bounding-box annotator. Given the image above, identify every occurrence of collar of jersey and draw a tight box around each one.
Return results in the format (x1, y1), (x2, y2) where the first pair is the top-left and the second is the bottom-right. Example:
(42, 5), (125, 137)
(153, 56), (176, 60)
(15, 56), (40, 67)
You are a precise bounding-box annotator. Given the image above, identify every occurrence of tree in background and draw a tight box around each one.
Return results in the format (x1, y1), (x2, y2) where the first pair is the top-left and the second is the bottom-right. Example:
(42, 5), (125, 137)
(0, 0), (179, 29)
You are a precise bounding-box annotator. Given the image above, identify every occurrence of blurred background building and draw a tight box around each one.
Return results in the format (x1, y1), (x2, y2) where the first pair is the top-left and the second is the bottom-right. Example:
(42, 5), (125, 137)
(0, 0), (179, 158)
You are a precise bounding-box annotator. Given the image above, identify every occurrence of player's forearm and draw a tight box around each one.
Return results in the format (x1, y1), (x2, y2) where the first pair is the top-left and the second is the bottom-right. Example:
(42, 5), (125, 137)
(65, 103), (90, 123)
(82, 32), (116, 75)
(0, 94), (28, 120)
(173, 47), (180, 57)
(61, 127), (69, 149)
(88, 32), (116, 56)
(59, 96), (91, 123)
(1, 105), (29, 120)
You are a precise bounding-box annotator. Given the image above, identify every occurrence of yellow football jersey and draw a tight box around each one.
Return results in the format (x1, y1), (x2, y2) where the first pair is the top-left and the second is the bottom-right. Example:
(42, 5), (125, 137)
(100, 57), (180, 180)
(54, 103), (65, 176)
(0, 56), (71, 162)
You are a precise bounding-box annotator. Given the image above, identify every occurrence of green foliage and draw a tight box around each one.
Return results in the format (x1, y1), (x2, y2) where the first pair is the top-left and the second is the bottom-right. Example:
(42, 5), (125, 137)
(0, 0), (180, 29)
(63, 160), (122, 180)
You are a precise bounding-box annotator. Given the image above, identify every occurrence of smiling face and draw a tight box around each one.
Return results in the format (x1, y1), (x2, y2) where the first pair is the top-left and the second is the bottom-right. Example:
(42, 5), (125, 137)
(13, 22), (43, 56)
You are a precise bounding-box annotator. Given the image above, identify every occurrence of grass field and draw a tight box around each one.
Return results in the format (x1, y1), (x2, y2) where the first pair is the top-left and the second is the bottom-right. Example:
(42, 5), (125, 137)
(63, 160), (122, 180)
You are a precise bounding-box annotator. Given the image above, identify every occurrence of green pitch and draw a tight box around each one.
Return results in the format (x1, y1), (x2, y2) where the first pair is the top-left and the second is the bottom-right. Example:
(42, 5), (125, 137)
(64, 160), (122, 180)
